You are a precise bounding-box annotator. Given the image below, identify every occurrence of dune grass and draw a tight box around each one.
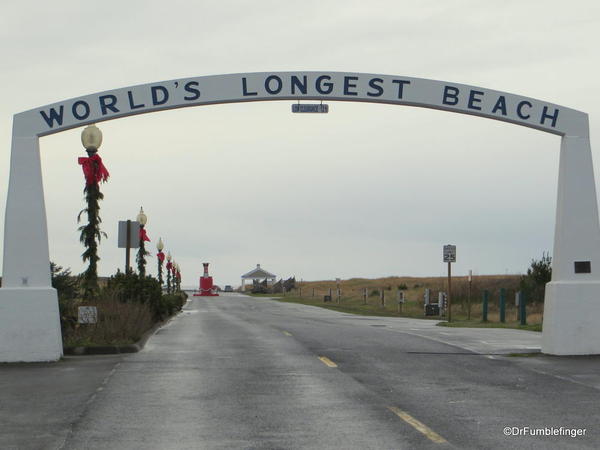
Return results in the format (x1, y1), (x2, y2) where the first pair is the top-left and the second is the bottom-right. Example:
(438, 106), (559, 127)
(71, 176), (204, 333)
(249, 274), (544, 328)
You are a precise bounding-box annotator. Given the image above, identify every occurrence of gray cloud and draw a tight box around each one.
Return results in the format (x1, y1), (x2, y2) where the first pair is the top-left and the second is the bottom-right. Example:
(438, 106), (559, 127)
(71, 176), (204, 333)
(1, 0), (599, 286)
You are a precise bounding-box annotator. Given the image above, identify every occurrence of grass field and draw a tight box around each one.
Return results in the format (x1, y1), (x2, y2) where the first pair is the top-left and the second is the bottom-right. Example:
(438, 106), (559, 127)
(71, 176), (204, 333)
(249, 274), (543, 330)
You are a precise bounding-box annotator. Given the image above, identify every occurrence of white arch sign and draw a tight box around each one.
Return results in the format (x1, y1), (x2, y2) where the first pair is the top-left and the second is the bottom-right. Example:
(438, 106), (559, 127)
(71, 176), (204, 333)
(2, 72), (599, 360)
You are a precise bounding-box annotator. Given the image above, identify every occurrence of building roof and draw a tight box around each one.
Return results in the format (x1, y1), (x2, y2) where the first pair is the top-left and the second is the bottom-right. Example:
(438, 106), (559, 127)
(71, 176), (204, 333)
(241, 264), (276, 279)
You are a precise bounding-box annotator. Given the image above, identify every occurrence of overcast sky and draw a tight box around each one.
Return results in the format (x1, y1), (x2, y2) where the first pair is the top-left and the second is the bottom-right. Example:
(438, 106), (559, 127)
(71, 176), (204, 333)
(1, 0), (600, 287)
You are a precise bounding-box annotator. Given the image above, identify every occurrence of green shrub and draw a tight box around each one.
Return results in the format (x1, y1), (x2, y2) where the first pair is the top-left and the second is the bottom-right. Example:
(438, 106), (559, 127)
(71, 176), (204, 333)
(52, 262), (82, 338)
(398, 283), (408, 290)
(61, 295), (154, 347)
(59, 270), (187, 347)
(157, 293), (187, 318)
(103, 271), (163, 319)
(51, 262), (79, 301)
(520, 253), (552, 303)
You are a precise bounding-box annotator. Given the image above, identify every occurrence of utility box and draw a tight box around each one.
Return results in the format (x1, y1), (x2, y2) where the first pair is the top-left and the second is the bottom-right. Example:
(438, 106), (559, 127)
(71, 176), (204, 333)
(324, 295), (332, 302)
(425, 304), (440, 316)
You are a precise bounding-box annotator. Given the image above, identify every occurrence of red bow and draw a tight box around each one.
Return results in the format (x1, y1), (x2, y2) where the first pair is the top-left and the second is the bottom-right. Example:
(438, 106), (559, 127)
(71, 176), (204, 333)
(166, 262), (172, 271)
(78, 154), (109, 186)
(176, 271), (181, 280)
(157, 251), (165, 262)
(139, 227), (150, 242)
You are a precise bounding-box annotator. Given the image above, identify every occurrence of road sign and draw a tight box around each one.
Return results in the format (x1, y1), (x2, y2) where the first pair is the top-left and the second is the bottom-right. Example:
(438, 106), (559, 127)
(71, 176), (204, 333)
(118, 221), (140, 248)
(292, 103), (329, 113)
(443, 244), (456, 263)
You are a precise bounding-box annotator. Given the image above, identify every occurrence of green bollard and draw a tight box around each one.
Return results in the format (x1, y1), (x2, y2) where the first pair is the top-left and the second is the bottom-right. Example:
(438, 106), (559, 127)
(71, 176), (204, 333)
(519, 291), (527, 325)
(482, 290), (489, 322)
(499, 288), (506, 323)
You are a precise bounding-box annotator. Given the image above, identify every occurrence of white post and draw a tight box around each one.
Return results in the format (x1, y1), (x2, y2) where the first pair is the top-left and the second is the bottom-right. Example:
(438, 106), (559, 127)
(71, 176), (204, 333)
(0, 126), (63, 362)
(542, 133), (600, 355)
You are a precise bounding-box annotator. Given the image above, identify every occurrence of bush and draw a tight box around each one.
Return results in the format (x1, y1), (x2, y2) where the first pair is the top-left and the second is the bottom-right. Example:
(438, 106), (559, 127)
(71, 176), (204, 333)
(157, 293), (187, 318)
(58, 269), (187, 347)
(102, 271), (182, 320)
(369, 289), (380, 297)
(398, 283), (408, 290)
(52, 262), (82, 337)
(252, 279), (269, 294)
(51, 262), (79, 301)
(61, 295), (155, 347)
(520, 253), (552, 303)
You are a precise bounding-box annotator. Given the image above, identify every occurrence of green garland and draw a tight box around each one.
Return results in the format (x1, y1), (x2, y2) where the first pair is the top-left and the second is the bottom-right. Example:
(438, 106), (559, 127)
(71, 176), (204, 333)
(136, 228), (150, 277)
(166, 268), (172, 294)
(157, 258), (163, 286)
(78, 181), (106, 299)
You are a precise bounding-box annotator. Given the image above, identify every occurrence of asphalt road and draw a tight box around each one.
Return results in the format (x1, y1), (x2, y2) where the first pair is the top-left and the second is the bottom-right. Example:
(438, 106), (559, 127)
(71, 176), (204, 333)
(2, 293), (600, 449)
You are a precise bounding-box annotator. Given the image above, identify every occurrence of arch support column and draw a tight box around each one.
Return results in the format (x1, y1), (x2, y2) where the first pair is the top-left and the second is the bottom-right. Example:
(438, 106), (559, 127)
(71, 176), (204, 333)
(0, 128), (63, 362)
(542, 134), (600, 355)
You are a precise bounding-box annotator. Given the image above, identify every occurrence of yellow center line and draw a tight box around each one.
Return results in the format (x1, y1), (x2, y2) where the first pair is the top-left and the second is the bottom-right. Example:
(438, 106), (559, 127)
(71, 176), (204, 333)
(282, 331), (292, 336)
(318, 356), (338, 368)
(387, 406), (447, 444)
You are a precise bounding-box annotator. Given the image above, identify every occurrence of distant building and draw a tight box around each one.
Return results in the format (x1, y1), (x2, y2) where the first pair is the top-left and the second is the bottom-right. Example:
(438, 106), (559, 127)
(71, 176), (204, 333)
(241, 264), (276, 291)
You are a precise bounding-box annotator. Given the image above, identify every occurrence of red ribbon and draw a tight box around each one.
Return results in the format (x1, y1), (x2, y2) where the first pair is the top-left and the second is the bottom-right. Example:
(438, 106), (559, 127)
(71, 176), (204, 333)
(78, 154), (109, 186)
(176, 271), (181, 280)
(166, 262), (172, 271)
(139, 227), (150, 242)
(157, 251), (165, 262)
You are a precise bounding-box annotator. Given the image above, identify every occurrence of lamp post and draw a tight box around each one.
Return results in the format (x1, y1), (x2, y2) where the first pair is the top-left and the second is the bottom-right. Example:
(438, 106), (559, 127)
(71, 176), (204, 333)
(166, 252), (172, 294)
(78, 124), (109, 299)
(175, 263), (181, 292)
(156, 237), (165, 286)
(136, 207), (150, 277)
(173, 262), (179, 292)
(171, 261), (176, 292)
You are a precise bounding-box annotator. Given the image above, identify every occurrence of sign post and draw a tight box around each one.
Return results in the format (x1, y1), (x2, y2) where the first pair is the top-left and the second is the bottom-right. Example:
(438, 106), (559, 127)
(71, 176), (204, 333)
(126, 220), (131, 274)
(467, 270), (472, 320)
(443, 245), (456, 322)
(397, 291), (405, 313)
(118, 220), (140, 274)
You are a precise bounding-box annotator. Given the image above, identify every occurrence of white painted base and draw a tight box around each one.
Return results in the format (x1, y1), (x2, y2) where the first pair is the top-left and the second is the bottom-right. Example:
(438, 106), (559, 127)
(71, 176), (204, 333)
(542, 281), (600, 355)
(0, 288), (63, 362)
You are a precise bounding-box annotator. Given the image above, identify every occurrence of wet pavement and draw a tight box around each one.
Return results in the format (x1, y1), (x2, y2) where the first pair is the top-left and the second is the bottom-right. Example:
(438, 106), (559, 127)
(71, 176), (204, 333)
(2, 293), (599, 449)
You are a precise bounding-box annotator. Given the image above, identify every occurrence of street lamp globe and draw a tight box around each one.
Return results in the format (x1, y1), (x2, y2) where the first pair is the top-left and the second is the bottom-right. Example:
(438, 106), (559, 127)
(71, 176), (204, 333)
(81, 124), (103, 152)
(137, 207), (147, 226)
(157, 237), (164, 251)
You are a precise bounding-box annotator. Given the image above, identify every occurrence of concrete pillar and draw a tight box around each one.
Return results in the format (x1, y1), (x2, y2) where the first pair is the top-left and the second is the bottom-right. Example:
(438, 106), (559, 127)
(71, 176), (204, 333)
(0, 128), (63, 362)
(542, 134), (600, 355)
